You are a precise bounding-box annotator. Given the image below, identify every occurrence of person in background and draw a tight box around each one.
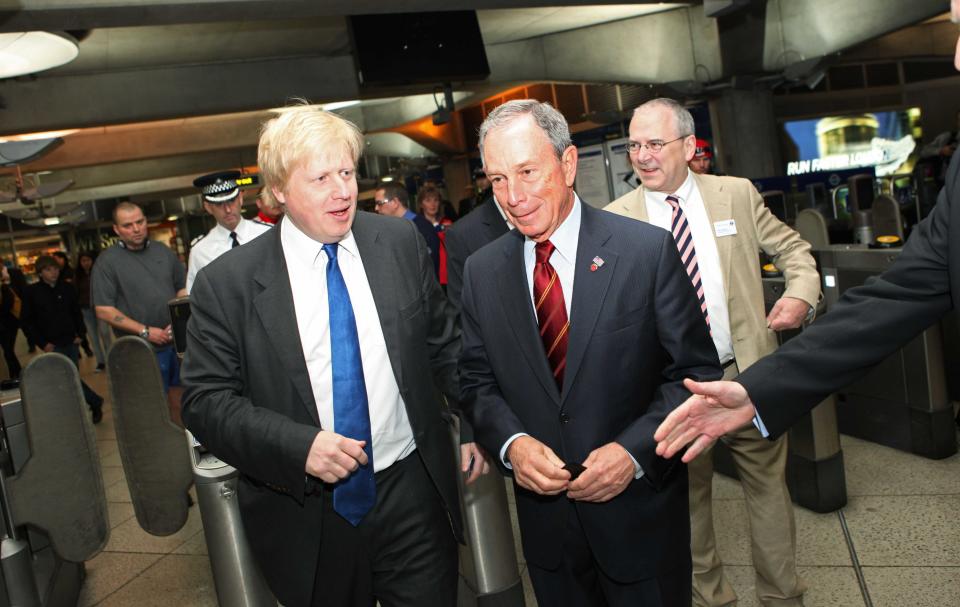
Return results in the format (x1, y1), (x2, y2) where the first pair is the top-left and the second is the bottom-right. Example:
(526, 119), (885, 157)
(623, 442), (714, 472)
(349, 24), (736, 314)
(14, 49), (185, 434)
(0, 266), (22, 379)
(53, 250), (94, 357)
(4, 261), (34, 354)
(186, 170), (271, 293)
(253, 188), (284, 226)
(458, 167), (492, 217)
(92, 201), (187, 422)
(52, 251), (75, 284)
(418, 185), (453, 288)
(374, 183), (441, 279)
(606, 98), (818, 607)
(21, 255), (104, 423)
(75, 251), (111, 372)
(654, 3), (960, 567)
(688, 138), (714, 175)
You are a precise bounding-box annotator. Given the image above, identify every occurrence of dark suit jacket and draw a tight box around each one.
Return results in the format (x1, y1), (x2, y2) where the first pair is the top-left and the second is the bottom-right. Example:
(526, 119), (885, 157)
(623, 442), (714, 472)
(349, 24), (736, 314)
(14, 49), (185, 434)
(739, 147), (960, 438)
(445, 198), (510, 313)
(459, 202), (721, 582)
(412, 212), (441, 279)
(181, 212), (463, 607)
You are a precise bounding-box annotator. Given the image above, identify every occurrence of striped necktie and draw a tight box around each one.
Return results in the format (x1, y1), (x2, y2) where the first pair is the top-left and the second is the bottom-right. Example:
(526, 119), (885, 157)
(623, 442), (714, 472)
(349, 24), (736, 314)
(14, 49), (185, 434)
(229, 231), (240, 249)
(533, 240), (569, 390)
(665, 195), (710, 328)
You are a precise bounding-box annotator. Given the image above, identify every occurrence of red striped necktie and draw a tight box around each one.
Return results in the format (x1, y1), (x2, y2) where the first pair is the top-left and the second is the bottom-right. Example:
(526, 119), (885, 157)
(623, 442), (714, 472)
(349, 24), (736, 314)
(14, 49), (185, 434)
(666, 195), (711, 328)
(533, 240), (569, 390)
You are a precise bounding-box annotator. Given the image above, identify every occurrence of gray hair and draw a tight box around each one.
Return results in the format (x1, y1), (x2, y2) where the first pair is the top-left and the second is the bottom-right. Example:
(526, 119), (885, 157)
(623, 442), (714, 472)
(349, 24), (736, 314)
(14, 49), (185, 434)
(478, 100), (572, 164)
(634, 98), (696, 138)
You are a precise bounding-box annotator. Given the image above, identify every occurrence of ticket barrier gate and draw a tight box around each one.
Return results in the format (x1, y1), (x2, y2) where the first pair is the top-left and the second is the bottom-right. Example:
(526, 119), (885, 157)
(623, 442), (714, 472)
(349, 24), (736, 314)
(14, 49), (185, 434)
(711, 275), (847, 513)
(816, 245), (957, 459)
(449, 418), (525, 607)
(0, 354), (109, 606)
(169, 295), (525, 606)
(108, 335), (278, 606)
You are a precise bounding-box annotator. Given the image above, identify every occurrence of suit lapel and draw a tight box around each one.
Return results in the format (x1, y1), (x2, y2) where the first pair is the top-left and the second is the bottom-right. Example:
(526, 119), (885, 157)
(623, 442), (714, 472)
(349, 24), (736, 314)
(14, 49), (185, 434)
(495, 232), (562, 404)
(694, 174), (734, 295)
(351, 214), (406, 392)
(615, 186), (650, 222)
(252, 225), (319, 426)
(562, 205), (616, 404)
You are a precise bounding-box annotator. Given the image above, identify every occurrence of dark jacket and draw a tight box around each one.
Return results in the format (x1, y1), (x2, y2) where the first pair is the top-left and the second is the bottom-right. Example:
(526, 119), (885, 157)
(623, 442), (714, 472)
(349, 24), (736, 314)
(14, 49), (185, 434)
(181, 213), (464, 607)
(459, 202), (721, 582)
(21, 280), (86, 348)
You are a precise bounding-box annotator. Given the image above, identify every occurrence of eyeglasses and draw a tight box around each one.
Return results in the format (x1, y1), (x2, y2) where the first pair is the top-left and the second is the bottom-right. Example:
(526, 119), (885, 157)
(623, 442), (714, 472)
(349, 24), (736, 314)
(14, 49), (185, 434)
(374, 199), (392, 206)
(626, 136), (686, 154)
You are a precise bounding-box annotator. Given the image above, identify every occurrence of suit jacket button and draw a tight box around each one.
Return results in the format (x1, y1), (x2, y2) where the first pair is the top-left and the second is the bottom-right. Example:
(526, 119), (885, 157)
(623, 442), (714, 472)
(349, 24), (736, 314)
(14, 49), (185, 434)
(559, 413), (570, 424)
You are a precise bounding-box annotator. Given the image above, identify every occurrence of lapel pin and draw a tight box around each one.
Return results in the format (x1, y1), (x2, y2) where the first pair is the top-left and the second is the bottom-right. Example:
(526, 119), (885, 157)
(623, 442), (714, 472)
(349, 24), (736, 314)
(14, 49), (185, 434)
(590, 256), (605, 272)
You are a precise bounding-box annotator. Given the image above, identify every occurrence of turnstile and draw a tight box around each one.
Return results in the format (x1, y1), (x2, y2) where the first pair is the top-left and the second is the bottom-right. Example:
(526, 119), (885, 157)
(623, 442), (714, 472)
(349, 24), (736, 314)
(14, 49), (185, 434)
(450, 419), (525, 607)
(712, 276), (847, 513)
(108, 335), (278, 606)
(816, 245), (957, 459)
(0, 355), (110, 607)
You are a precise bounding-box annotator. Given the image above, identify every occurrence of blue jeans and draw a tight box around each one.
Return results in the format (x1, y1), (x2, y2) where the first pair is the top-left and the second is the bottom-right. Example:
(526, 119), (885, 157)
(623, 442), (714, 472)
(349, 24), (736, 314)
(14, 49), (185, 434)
(54, 343), (103, 409)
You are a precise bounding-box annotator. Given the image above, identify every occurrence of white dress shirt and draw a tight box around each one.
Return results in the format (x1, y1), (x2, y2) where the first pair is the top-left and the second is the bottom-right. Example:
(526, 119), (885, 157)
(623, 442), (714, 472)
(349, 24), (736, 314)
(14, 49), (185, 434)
(500, 196), (644, 479)
(281, 219), (415, 473)
(643, 170), (735, 365)
(186, 218), (271, 292)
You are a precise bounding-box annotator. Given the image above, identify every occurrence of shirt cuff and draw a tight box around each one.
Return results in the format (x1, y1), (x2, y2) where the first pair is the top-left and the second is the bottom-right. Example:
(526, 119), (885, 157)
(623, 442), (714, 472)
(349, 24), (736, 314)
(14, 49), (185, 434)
(500, 433), (529, 468)
(625, 450), (645, 480)
(753, 411), (770, 438)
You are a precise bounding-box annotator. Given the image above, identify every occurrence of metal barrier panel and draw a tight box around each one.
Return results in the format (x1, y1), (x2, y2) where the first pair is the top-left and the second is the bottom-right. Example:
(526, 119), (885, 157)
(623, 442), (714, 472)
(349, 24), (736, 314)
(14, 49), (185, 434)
(7, 354), (109, 561)
(817, 245), (957, 459)
(450, 419), (525, 607)
(107, 337), (193, 536)
(186, 432), (277, 607)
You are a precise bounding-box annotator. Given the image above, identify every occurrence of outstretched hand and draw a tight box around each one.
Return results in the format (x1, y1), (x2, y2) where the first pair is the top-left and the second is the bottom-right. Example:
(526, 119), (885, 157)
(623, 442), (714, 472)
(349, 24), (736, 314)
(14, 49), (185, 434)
(654, 378), (757, 462)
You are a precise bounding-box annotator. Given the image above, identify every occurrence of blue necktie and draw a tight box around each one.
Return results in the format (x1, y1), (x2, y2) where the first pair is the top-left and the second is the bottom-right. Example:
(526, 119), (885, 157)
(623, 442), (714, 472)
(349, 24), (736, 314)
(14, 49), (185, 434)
(323, 243), (376, 526)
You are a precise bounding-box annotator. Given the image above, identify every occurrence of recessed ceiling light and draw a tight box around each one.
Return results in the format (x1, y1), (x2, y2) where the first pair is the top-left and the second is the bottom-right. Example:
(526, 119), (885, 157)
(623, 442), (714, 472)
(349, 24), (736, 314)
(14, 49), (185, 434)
(0, 32), (79, 79)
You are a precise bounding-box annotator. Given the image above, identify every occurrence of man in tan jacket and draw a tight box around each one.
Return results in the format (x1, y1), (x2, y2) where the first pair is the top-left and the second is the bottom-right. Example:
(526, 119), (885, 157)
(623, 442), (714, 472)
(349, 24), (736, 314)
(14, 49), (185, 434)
(605, 98), (820, 607)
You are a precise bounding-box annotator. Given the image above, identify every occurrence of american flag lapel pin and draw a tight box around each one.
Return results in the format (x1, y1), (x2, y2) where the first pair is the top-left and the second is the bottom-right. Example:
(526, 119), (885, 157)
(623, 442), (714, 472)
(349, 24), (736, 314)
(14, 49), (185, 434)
(590, 256), (605, 272)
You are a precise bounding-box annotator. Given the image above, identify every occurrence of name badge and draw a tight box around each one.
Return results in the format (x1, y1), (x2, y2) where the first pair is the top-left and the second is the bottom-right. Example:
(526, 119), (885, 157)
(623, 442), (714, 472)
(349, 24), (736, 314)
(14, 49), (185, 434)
(714, 219), (737, 237)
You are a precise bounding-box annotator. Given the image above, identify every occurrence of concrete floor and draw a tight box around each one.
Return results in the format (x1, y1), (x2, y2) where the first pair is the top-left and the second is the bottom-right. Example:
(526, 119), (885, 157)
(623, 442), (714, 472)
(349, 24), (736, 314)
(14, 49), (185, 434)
(41, 348), (960, 607)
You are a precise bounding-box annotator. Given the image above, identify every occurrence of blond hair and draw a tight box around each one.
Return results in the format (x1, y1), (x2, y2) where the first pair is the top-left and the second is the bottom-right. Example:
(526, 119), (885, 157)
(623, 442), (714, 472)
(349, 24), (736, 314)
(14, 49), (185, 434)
(258, 101), (364, 195)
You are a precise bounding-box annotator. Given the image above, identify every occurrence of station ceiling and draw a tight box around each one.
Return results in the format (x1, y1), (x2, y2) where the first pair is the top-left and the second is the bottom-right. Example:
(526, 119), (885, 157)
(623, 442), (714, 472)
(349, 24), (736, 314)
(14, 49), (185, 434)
(0, 0), (952, 220)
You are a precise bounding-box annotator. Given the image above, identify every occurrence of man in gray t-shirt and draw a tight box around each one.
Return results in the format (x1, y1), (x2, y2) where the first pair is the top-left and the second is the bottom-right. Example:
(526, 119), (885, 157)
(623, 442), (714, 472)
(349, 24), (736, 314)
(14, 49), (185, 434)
(93, 202), (187, 402)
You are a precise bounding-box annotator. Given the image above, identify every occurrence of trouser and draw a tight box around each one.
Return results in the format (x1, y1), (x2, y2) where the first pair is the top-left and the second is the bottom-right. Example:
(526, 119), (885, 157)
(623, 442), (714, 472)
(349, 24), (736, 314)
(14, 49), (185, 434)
(688, 361), (806, 607)
(54, 343), (104, 410)
(81, 306), (112, 366)
(310, 452), (458, 607)
(526, 499), (691, 607)
(0, 325), (21, 379)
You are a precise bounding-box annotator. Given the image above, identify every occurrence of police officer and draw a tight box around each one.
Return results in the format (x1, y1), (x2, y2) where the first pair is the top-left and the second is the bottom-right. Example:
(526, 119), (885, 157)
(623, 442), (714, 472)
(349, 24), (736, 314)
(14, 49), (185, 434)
(186, 170), (271, 292)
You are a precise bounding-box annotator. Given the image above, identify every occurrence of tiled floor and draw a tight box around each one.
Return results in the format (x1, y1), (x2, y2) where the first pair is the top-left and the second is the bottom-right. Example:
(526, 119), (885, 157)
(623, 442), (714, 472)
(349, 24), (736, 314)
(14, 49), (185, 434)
(19, 344), (959, 606)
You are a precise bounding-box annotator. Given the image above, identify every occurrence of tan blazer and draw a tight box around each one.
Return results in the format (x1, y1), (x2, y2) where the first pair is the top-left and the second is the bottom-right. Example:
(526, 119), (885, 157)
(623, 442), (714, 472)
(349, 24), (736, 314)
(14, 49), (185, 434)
(604, 172), (820, 370)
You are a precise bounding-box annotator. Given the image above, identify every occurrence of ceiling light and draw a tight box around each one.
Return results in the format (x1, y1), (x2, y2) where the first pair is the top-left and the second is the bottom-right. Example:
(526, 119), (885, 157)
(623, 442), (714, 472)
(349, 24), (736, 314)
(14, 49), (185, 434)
(380, 176), (394, 182)
(42, 217), (61, 226)
(0, 32), (79, 79)
(167, 215), (180, 221)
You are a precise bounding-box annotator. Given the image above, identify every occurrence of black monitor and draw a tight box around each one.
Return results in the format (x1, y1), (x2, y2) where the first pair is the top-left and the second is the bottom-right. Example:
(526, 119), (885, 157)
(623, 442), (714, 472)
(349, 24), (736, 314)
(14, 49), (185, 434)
(762, 190), (788, 223)
(348, 11), (490, 86)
